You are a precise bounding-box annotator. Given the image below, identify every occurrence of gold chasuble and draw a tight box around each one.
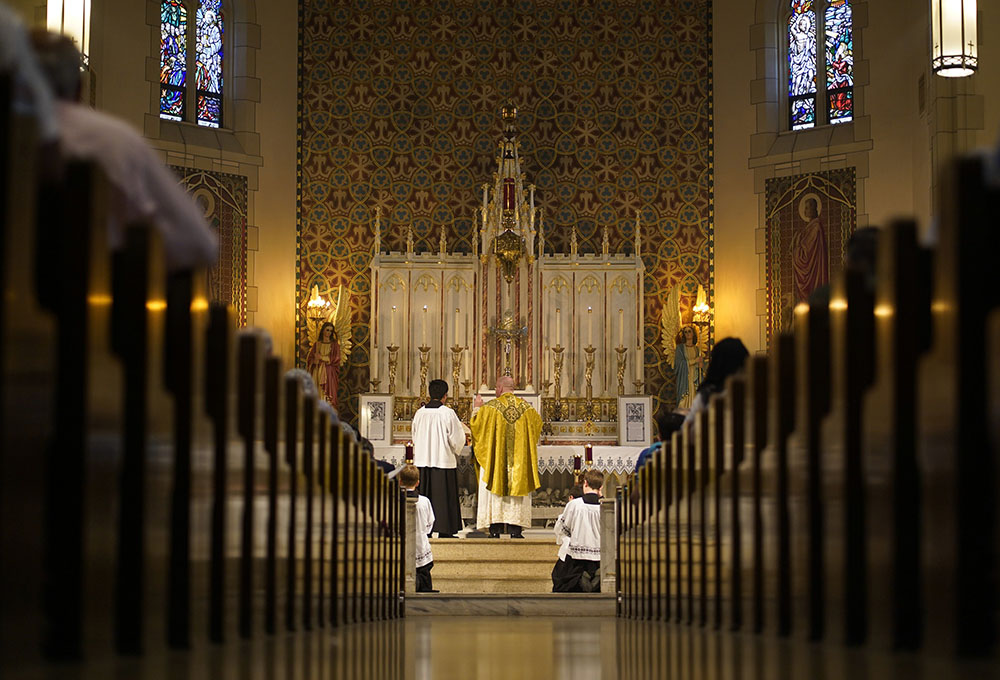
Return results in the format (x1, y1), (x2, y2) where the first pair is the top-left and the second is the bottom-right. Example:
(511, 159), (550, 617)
(471, 392), (542, 497)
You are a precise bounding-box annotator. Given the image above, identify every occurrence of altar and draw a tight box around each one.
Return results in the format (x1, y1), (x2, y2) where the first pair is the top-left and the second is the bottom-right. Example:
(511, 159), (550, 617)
(360, 105), (652, 449)
(374, 444), (643, 524)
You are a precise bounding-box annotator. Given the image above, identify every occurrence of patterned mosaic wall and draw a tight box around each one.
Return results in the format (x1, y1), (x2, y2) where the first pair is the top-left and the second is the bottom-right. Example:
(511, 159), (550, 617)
(298, 0), (713, 422)
(765, 168), (856, 345)
(173, 167), (249, 326)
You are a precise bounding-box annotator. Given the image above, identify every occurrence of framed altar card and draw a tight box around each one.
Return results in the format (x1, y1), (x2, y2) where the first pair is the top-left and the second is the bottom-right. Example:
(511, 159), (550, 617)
(359, 395), (394, 445)
(618, 396), (653, 446)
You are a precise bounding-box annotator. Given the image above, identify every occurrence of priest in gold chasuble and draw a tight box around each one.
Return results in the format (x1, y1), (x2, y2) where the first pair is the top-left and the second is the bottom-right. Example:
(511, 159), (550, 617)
(471, 376), (542, 538)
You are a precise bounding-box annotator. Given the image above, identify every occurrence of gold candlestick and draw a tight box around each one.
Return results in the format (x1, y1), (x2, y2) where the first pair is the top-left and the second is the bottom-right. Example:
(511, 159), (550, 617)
(551, 345), (565, 421)
(387, 344), (399, 395)
(461, 379), (475, 421)
(615, 345), (627, 396)
(583, 344), (596, 421)
(450, 344), (463, 399)
(418, 345), (431, 399)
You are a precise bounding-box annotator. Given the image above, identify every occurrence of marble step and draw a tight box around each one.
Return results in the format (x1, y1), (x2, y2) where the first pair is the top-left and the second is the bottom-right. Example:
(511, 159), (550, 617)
(406, 592), (615, 616)
(431, 576), (555, 594)
(432, 559), (556, 579)
(429, 537), (561, 562)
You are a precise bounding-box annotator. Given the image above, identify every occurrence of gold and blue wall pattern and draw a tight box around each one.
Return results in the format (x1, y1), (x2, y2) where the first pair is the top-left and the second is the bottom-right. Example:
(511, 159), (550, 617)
(298, 0), (714, 423)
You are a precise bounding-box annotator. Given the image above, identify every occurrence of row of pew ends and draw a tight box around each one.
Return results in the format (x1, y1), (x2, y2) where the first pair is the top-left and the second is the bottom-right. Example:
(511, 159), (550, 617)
(1, 78), (407, 672)
(618, 154), (999, 662)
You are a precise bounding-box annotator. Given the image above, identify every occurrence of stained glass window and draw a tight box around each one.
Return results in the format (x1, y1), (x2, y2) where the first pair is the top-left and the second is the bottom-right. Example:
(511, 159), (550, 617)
(160, 0), (187, 121)
(788, 0), (853, 129)
(196, 0), (224, 128)
(825, 0), (853, 124)
(788, 0), (817, 130)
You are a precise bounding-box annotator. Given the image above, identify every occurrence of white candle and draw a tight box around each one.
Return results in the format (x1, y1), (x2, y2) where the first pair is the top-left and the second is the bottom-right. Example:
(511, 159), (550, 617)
(482, 184), (488, 216)
(556, 308), (561, 346)
(372, 346), (378, 380)
(454, 308), (460, 346)
(587, 307), (593, 346)
(391, 306), (396, 345)
(422, 305), (428, 345)
(618, 308), (624, 345)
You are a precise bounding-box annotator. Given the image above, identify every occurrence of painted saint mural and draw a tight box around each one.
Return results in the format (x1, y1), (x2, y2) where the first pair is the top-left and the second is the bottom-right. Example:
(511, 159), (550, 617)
(765, 168), (856, 345)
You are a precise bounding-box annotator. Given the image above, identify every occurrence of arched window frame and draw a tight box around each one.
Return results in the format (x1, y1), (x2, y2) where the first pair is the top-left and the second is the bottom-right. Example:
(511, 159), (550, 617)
(159, 0), (229, 129)
(784, 0), (854, 131)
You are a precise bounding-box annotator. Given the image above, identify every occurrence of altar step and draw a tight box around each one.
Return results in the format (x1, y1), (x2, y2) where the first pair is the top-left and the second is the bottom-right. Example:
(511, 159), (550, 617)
(428, 537), (560, 594)
(405, 593), (616, 617)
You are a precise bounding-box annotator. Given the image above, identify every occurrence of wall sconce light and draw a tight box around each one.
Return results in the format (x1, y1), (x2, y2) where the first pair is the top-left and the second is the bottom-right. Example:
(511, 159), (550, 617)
(306, 284), (331, 323)
(931, 0), (978, 77)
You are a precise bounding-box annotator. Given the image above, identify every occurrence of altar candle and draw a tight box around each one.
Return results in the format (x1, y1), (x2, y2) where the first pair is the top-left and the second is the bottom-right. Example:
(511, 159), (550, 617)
(585, 443), (593, 464)
(422, 305), (428, 345)
(454, 308), (460, 346)
(391, 306), (396, 345)
(482, 184), (488, 216)
(587, 307), (593, 346)
(618, 308), (624, 345)
(556, 308), (561, 346)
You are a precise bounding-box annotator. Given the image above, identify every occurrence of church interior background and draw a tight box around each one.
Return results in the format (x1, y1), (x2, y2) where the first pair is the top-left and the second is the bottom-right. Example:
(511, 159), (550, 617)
(4, 0), (1000, 673)
(8, 0), (991, 512)
(297, 0), (714, 427)
(14, 0), (990, 432)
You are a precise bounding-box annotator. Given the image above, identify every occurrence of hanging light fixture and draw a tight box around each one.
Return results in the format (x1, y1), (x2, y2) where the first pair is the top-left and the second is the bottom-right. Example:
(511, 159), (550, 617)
(931, 0), (978, 77)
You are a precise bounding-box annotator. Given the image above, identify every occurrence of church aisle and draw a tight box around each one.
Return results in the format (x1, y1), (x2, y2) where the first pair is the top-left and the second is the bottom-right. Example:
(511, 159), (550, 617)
(337, 616), (997, 680)
(6, 615), (997, 679)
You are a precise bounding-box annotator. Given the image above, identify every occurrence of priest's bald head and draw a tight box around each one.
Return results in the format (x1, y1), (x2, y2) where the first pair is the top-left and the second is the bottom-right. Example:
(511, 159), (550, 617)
(495, 376), (515, 396)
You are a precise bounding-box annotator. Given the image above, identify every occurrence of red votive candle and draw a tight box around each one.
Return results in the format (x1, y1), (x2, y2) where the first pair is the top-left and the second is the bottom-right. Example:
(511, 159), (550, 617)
(573, 454), (581, 471)
(405, 441), (414, 464)
(585, 444), (593, 464)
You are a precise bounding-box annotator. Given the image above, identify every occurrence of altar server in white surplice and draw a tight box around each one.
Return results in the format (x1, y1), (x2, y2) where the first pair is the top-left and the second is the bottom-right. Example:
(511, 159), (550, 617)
(410, 379), (466, 538)
(552, 469), (604, 593)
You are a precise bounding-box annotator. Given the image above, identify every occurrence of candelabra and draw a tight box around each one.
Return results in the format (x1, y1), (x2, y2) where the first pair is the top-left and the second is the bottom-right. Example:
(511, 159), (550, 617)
(582, 344), (597, 420)
(450, 345), (463, 396)
(387, 344), (399, 395)
(418, 345), (431, 399)
(615, 345), (627, 396)
(551, 345), (565, 421)
(461, 379), (475, 421)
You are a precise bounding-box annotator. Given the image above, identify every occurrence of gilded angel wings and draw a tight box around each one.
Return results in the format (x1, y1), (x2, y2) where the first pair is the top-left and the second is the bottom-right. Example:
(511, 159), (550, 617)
(660, 285), (681, 369)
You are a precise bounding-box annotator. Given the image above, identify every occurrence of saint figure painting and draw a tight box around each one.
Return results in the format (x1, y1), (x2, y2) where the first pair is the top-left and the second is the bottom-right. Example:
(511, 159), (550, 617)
(765, 169), (855, 346)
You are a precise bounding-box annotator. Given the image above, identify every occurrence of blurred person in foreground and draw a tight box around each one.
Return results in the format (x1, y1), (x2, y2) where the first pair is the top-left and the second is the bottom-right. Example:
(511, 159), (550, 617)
(29, 30), (216, 271)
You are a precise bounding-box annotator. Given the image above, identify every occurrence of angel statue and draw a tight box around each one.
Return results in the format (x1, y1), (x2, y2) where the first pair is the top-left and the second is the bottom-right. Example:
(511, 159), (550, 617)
(660, 286), (703, 410)
(306, 284), (352, 409)
(673, 325), (703, 409)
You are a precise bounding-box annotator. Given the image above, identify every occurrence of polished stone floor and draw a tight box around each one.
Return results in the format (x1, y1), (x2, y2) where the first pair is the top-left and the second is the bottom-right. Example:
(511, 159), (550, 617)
(8, 616), (998, 679)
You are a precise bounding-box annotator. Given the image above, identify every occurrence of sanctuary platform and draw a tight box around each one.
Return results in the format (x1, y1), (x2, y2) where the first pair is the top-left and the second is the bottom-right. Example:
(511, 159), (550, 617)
(406, 535), (617, 617)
